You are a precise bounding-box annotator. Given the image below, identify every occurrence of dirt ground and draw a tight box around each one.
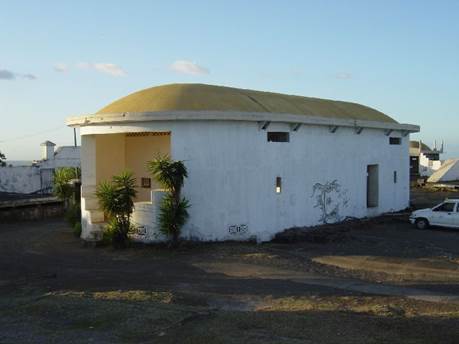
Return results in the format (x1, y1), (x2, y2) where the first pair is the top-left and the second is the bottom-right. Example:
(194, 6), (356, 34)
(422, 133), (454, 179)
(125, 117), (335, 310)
(1, 188), (459, 343)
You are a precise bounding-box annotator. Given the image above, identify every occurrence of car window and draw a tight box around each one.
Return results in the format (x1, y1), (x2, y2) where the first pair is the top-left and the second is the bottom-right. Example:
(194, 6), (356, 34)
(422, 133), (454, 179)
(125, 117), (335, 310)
(433, 202), (456, 212)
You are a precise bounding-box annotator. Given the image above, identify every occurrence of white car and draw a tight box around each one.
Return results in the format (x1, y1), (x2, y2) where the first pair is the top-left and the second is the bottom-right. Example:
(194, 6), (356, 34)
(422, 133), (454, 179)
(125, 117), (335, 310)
(410, 199), (459, 230)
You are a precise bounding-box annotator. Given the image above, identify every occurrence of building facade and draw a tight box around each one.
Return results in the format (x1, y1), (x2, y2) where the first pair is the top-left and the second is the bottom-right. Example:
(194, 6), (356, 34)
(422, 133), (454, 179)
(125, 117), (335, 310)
(409, 140), (444, 180)
(67, 84), (419, 242)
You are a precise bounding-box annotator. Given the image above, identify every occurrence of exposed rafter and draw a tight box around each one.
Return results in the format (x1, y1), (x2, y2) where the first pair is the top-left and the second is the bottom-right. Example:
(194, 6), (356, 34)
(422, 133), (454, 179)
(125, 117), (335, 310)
(290, 123), (301, 131)
(384, 129), (393, 136)
(329, 126), (339, 133)
(258, 121), (271, 130)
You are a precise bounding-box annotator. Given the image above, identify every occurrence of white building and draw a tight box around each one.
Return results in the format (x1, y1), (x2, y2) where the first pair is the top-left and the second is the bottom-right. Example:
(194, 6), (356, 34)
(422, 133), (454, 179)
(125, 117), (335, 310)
(0, 141), (80, 194)
(409, 140), (444, 178)
(67, 83), (419, 243)
(428, 159), (459, 183)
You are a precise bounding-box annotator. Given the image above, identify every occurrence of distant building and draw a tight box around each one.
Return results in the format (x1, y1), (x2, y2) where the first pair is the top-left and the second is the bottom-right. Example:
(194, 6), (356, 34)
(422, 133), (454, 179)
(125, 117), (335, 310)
(0, 141), (80, 194)
(428, 159), (459, 183)
(409, 140), (444, 180)
(68, 83), (419, 243)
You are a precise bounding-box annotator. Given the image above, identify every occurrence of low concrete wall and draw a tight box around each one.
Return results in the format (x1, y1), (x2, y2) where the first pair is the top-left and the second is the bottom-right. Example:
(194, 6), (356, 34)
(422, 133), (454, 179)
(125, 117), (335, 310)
(0, 197), (64, 222)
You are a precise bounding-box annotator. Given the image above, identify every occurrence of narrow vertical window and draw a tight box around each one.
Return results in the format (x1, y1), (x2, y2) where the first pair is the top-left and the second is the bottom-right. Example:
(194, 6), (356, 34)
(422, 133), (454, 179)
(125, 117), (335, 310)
(394, 171), (397, 184)
(276, 177), (282, 194)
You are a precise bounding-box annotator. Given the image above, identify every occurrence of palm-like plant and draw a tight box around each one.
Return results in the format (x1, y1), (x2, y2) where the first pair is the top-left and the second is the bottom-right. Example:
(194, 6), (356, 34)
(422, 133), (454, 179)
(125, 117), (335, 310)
(147, 156), (190, 246)
(0, 151), (6, 167)
(53, 167), (82, 236)
(53, 167), (81, 202)
(96, 171), (137, 248)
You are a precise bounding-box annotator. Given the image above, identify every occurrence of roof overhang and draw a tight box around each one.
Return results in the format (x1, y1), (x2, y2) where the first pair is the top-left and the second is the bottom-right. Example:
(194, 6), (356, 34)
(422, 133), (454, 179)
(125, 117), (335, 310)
(66, 111), (420, 134)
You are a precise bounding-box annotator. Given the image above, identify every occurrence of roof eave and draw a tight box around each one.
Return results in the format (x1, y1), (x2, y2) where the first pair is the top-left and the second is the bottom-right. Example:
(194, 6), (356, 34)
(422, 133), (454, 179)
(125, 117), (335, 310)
(66, 110), (420, 133)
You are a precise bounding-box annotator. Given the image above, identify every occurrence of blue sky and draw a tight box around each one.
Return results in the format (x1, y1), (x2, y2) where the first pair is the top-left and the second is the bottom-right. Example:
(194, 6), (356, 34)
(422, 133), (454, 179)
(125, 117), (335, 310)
(1, 0), (458, 160)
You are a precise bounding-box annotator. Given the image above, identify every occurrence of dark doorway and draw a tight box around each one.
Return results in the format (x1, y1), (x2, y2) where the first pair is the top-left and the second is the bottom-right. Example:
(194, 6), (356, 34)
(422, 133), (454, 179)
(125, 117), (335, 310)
(367, 165), (379, 208)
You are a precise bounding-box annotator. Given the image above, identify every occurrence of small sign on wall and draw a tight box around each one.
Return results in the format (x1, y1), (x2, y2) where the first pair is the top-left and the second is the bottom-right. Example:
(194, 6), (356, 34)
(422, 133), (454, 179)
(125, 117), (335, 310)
(228, 224), (248, 235)
(141, 177), (151, 188)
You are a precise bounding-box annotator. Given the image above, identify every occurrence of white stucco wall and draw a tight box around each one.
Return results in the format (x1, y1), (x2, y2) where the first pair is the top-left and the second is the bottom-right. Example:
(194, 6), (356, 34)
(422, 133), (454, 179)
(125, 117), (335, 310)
(0, 166), (41, 193)
(172, 121), (409, 242)
(79, 120), (410, 242)
(419, 153), (442, 177)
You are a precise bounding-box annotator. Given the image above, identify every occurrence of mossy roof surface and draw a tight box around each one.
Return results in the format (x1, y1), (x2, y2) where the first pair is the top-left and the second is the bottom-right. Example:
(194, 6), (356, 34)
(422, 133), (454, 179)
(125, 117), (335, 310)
(97, 83), (397, 123)
(410, 141), (433, 151)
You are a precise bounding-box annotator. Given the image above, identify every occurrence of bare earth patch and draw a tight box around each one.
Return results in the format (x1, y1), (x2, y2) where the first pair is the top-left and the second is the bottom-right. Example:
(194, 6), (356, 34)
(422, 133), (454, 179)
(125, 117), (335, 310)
(312, 255), (459, 282)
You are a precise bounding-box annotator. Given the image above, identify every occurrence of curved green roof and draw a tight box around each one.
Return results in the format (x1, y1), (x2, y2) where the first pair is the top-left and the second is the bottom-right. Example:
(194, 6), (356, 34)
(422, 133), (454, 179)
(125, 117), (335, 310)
(410, 141), (432, 152)
(97, 83), (397, 123)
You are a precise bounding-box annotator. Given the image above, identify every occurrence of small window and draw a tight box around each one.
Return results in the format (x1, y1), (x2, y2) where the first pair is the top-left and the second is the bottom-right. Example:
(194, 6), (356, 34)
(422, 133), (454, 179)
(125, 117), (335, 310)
(268, 132), (289, 142)
(275, 177), (282, 194)
(389, 137), (401, 145)
(433, 202), (456, 212)
(141, 177), (151, 188)
(393, 171), (397, 184)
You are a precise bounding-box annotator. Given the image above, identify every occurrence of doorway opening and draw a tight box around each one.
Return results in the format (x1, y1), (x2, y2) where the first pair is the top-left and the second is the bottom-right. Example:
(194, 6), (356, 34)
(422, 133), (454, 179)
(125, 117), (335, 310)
(367, 164), (379, 208)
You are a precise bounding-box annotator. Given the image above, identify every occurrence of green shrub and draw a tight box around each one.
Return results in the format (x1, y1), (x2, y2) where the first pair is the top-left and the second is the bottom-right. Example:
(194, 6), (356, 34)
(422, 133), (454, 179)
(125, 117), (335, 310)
(65, 203), (81, 227)
(96, 171), (137, 248)
(54, 167), (82, 233)
(157, 193), (190, 238)
(147, 156), (190, 247)
(54, 167), (81, 201)
(0, 151), (6, 167)
(73, 222), (82, 238)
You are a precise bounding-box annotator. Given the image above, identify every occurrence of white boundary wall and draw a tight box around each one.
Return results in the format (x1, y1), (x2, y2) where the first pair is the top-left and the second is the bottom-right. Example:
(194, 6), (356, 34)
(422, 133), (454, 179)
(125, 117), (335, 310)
(0, 166), (41, 193)
(0, 146), (80, 194)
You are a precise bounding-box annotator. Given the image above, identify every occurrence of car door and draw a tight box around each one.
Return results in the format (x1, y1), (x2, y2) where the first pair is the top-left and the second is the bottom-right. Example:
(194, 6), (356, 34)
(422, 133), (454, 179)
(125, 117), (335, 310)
(430, 202), (456, 227)
(449, 202), (459, 228)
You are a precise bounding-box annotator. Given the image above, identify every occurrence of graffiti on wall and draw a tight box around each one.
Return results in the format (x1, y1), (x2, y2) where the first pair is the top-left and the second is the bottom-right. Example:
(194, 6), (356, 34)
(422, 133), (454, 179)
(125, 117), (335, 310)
(311, 180), (349, 224)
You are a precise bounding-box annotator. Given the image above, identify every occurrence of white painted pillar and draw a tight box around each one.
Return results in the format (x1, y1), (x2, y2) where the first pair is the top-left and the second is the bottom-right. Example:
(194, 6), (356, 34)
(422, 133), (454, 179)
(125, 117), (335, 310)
(80, 135), (104, 241)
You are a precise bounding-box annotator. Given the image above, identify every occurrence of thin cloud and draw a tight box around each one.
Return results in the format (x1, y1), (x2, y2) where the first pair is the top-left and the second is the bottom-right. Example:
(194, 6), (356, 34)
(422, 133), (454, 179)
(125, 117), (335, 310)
(0, 69), (36, 80)
(54, 63), (69, 73)
(170, 60), (209, 75)
(76, 62), (127, 76)
(22, 73), (37, 80)
(0, 69), (15, 80)
(335, 72), (353, 80)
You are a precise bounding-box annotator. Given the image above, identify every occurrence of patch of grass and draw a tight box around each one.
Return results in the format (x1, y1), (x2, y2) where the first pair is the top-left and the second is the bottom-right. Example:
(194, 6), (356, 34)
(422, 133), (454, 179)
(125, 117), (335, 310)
(257, 295), (459, 318)
(91, 290), (174, 303)
(241, 252), (279, 260)
(46, 290), (174, 303)
(312, 255), (459, 282)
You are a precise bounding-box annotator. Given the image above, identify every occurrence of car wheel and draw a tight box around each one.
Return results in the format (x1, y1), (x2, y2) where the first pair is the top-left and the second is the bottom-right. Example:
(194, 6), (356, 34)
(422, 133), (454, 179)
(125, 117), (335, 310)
(415, 218), (429, 230)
